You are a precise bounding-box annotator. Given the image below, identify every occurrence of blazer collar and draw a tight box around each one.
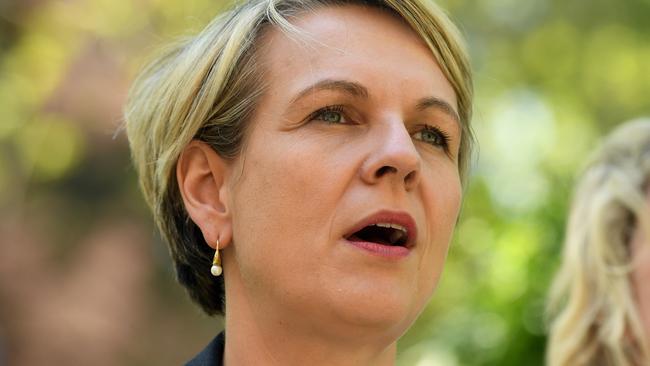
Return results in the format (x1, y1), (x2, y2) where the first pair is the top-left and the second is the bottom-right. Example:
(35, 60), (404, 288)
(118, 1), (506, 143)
(185, 332), (225, 366)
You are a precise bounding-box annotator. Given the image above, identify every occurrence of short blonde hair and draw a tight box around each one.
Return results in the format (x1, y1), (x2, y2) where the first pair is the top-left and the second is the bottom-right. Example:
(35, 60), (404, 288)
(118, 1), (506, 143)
(124, 0), (474, 315)
(547, 119), (650, 366)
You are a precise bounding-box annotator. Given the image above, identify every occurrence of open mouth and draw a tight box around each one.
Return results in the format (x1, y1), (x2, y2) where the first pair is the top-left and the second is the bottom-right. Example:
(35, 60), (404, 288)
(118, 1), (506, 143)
(347, 223), (410, 247)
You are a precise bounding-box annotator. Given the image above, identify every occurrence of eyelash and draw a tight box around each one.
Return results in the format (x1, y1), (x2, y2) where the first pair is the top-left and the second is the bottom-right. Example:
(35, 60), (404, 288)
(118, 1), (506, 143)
(308, 105), (347, 124)
(414, 125), (451, 151)
(308, 105), (451, 151)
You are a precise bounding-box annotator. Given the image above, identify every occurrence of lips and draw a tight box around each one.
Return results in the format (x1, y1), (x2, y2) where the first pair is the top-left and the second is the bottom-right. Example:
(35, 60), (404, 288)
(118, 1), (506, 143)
(344, 210), (417, 255)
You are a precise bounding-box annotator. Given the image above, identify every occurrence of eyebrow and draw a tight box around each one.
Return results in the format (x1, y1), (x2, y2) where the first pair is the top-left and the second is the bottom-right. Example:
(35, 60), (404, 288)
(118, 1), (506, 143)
(416, 97), (461, 124)
(290, 79), (369, 105)
(290, 78), (461, 124)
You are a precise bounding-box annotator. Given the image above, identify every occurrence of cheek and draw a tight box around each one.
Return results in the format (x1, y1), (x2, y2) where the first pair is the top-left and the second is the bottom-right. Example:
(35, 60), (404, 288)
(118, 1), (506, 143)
(415, 165), (462, 293)
(229, 135), (347, 280)
(421, 163), (462, 245)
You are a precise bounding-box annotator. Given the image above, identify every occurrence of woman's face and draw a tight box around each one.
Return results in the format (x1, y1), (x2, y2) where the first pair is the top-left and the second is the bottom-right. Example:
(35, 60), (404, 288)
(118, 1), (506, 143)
(225, 5), (462, 338)
(631, 185), (650, 339)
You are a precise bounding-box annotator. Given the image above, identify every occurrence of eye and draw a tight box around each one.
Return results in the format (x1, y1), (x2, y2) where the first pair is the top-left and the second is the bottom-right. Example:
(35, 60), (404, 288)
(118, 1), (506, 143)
(309, 105), (349, 124)
(412, 125), (450, 150)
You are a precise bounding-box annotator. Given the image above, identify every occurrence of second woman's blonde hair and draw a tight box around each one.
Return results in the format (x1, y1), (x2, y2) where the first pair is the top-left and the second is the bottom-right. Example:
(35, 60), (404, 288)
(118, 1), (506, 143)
(547, 119), (650, 366)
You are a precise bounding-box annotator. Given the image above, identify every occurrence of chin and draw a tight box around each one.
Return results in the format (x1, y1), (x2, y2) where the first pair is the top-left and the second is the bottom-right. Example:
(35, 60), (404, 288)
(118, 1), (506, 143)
(325, 283), (427, 339)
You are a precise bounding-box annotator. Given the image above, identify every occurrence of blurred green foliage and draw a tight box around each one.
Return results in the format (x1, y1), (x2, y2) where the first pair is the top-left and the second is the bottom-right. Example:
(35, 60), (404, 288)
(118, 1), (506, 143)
(0, 0), (648, 365)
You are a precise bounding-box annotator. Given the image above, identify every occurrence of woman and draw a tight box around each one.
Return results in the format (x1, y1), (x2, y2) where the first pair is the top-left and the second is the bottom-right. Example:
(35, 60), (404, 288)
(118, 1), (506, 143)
(547, 119), (650, 366)
(124, 0), (473, 364)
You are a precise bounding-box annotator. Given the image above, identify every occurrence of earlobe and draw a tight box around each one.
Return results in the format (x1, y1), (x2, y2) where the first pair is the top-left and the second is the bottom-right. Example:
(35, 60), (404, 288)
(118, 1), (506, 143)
(176, 140), (233, 250)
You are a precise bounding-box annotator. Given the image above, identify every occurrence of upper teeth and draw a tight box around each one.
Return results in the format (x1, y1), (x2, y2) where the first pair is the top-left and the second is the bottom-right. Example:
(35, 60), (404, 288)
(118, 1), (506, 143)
(374, 222), (407, 233)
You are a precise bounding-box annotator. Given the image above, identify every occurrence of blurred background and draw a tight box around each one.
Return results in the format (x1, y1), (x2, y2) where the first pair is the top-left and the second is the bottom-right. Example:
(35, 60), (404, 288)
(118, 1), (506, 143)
(0, 0), (648, 364)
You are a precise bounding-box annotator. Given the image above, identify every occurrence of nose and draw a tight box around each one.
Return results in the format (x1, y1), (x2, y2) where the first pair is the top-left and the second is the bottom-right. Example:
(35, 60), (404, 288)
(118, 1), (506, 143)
(360, 120), (421, 191)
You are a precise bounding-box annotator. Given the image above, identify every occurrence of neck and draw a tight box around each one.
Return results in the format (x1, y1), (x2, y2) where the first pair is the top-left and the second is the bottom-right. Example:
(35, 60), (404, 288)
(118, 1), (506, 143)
(222, 268), (398, 366)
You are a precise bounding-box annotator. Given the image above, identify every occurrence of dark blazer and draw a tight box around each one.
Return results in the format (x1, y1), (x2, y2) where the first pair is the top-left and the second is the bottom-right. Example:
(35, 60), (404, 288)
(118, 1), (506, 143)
(185, 332), (225, 366)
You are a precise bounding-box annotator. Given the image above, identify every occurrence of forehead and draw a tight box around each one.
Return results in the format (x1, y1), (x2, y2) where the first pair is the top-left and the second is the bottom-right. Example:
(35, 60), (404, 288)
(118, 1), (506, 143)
(256, 4), (458, 110)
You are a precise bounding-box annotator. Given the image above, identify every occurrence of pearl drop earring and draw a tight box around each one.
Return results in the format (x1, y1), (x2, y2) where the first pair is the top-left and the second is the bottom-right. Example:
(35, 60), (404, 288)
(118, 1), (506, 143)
(210, 239), (222, 276)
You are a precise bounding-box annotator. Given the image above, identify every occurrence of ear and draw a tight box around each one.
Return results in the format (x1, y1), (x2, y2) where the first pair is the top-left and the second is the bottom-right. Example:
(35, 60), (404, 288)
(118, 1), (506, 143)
(176, 140), (233, 250)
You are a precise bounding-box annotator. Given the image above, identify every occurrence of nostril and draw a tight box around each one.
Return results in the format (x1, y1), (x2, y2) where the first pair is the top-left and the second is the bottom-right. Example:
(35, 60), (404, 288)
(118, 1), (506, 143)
(375, 166), (397, 178)
(404, 170), (417, 185)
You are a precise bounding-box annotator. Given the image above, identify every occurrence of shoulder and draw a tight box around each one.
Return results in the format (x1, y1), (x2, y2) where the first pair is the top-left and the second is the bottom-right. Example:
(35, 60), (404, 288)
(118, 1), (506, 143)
(185, 332), (225, 366)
